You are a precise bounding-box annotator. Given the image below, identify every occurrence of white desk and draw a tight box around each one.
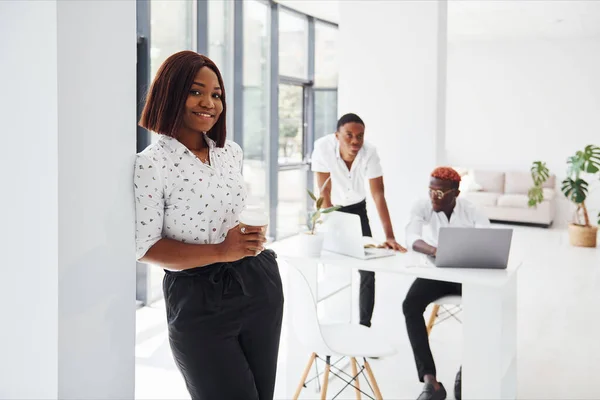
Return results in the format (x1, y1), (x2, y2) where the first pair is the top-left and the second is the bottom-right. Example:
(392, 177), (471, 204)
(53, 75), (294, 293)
(270, 235), (522, 400)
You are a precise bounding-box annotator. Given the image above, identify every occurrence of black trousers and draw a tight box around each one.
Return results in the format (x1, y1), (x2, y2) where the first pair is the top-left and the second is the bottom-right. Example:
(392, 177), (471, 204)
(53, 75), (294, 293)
(338, 200), (375, 327)
(402, 278), (462, 381)
(163, 249), (284, 400)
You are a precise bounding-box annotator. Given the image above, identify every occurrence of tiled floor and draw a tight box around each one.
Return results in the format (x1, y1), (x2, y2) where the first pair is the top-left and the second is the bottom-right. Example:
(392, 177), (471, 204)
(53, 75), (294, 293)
(135, 225), (600, 399)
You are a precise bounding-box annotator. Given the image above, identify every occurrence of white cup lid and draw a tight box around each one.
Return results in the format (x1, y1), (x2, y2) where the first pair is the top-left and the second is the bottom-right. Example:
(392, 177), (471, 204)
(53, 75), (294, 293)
(239, 209), (269, 226)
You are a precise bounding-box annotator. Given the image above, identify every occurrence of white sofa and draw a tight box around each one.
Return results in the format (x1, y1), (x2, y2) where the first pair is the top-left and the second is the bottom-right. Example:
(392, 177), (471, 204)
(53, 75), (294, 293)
(457, 169), (556, 227)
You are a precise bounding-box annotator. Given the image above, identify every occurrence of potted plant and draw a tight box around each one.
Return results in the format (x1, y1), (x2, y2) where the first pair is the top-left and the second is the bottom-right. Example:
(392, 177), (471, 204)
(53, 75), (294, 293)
(299, 177), (341, 256)
(528, 145), (600, 247)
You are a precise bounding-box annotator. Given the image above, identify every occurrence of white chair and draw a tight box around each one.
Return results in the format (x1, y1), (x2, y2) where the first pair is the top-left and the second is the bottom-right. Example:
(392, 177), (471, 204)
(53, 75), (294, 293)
(426, 295), (462, 336)
(286, 260), (396, 400)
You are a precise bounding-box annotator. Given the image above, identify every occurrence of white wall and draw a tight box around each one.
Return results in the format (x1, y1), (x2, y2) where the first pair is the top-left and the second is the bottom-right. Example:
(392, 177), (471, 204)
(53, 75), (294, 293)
(0, 1), (59, 397)
(0, 0), (136, 397)
(338, 0), (447, 240)
(447, 38), (600, 226)
(56, 1), (136, 397)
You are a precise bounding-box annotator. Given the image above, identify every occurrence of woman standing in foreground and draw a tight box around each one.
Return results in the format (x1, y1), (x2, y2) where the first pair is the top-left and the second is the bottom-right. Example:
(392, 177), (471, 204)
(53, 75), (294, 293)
(134, 51), (284, 400)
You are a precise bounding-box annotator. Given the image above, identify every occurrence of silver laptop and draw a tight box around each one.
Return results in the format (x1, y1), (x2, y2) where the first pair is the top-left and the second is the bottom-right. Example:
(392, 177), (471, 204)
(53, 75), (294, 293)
(428, 227), (513, 269)
(322, 212), (397, 260)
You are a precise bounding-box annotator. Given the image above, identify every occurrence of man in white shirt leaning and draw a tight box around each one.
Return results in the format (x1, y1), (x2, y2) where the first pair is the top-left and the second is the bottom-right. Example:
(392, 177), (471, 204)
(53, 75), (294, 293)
(311, 113), (406, 328)
(404, 167), (490, 400)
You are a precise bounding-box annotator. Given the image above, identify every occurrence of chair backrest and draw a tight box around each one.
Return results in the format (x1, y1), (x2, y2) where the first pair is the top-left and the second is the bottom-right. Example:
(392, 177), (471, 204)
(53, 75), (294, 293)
(285, 260), (333, 355)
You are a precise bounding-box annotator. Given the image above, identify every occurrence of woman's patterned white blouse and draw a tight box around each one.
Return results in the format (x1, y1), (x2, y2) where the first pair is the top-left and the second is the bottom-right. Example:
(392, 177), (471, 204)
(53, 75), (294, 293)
(134, 134), (247, 261)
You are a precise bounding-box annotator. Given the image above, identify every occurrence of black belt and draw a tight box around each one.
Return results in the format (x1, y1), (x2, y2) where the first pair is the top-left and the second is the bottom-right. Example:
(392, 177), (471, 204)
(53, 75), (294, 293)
(165, 249), (277, 296)
(338, 199), (367, 214)
(165, 258), (250, 297)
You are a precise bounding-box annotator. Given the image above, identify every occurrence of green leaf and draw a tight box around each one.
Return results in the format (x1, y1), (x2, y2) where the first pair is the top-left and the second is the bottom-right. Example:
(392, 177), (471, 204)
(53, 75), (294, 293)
(528, 161), (550, 207)
(316, 197), (324, 209)
(583, 145), (600, 173)
(583, 144), (600, 160)
(530, 161), (550, 186)
(561, 178), (588, 204)
(567, 154), (585, 179)
(307, 189), (317, 202)
(527, 186), (544, 207)
(322, 205), (342, 214)
(308, 210), (321, 234)
(312, 210), (321, 223)
(597, 211), (600, 226)
(586, 163), (599, 174)
(306, 211), (314, 229)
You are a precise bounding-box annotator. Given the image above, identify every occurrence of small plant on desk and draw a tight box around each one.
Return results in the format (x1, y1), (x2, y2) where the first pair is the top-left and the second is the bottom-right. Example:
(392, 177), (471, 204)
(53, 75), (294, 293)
(306, 176), (341, 235)
(299, 177), (341, 257)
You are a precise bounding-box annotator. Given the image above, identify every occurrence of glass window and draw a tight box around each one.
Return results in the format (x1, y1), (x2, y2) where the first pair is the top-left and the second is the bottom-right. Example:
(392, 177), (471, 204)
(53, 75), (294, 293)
(314, 22), (339, 87)
(208, 0), (233, 94)
(139, 0), (195, 306)
(277, 168), (308, 239)
(278, 84), (304, 164)
(149, 0), (195, 78)
(277, 82), (308, 239)
(208, 0), (233, 139)
(314, 89), (338, 140)
(279, 10), (308, 79)
(243, 0), (270, 212)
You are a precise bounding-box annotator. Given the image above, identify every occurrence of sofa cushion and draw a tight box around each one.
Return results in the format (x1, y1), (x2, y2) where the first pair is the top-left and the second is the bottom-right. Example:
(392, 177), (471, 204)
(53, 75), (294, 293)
(504, 171), (532, 195)
(471, 170), (505, 193)
(462, 192), (501, 207)
(497, 194), (530, 208)
(485, 200), (553, 225)
(505, 171), (556, 195)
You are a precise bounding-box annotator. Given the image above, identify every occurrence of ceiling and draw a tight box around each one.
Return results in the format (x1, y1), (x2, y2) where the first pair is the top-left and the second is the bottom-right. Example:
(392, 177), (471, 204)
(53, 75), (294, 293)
(275, 0), (341, 23)
(279, 0), (600, 40)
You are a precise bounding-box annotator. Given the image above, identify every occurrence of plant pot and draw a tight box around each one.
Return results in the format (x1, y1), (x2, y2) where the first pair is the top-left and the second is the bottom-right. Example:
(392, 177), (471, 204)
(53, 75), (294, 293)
(568, 224), (598, 248)
(298, 231), (325, 257)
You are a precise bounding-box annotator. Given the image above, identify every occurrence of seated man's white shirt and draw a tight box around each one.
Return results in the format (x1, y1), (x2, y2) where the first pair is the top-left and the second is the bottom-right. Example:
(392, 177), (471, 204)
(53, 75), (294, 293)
(310, 134), (383, 207)
(405, 197), (490, 250)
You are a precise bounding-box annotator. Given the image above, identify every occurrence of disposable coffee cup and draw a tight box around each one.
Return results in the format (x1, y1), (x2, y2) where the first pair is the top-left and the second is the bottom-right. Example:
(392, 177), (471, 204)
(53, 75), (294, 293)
(239, 209), (269, 234)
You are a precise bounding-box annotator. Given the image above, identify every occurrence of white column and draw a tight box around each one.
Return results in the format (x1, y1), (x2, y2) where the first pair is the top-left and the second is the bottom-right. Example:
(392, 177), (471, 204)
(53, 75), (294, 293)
(0, 1), (136, 398)
(337, 0), (448, 236)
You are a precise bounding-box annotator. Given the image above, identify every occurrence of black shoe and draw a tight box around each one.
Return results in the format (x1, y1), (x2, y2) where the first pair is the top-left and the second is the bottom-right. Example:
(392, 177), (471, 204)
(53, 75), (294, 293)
(417, 382), (447, 400)
(454, 367), (461, 400)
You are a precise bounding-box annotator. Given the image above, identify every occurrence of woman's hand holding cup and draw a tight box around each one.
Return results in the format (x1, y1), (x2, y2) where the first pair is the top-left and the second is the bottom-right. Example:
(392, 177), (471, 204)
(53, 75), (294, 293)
(220, 210), (269, 262)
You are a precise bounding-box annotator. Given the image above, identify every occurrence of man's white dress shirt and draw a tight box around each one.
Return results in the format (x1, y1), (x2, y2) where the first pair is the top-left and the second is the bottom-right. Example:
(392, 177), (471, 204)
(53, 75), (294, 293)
(405, 197), (490, 250)
(310, 134), (383, 207)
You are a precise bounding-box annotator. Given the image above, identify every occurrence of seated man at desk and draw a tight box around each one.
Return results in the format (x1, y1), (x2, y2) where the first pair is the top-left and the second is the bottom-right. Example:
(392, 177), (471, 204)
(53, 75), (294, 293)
(403, 166), (490, 400)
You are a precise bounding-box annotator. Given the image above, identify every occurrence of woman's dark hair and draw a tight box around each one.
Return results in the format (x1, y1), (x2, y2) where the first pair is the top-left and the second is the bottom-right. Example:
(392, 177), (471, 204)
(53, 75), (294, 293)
(336, 113), (365, 131)
(139, 51), (227, 147)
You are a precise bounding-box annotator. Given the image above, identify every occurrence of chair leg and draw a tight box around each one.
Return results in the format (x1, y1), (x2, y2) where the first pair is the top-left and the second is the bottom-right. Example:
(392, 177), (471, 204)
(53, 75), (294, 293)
(350, 357), (362, 400)
(427, 304), (441, 336)
(363, 359), (383, 400)
(293, 352), (316, 400)
(320, 356), (331, 400)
